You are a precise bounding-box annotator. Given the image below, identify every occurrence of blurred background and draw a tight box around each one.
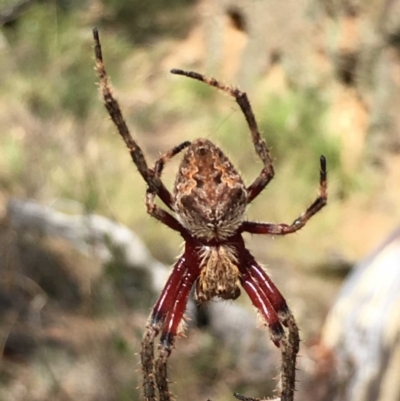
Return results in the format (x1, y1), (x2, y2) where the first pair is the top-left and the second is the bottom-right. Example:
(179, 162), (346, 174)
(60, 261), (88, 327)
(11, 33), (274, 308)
(1, 0), (400, 400)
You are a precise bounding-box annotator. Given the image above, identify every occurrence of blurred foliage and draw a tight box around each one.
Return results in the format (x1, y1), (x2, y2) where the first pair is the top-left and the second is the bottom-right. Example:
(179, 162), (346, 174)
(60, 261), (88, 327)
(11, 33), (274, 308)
(257, 87), (355, 197)
(0, 135), (25, 189)
(100, 0), (196, 42)
(2, 2), (120, 120)
(259, 89), (339, 171)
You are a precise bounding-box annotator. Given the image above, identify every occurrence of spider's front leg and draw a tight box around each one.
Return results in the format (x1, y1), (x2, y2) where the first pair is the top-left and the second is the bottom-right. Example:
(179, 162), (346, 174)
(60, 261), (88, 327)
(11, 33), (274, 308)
(170, 69), (274, 203)
(93, 28), (175, 210)
(242, 156), (327, 236)
(145, 141), (191, 232)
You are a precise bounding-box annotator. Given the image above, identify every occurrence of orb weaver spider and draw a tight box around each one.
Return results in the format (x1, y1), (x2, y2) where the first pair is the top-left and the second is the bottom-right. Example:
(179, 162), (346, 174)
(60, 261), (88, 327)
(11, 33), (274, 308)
(93, 28), (327, 401)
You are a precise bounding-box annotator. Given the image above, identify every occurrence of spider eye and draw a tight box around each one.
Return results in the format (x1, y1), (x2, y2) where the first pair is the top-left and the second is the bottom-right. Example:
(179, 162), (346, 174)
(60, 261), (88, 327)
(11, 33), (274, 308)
(197, 147), (208, 157)
(180, 194), (198, 212)
(213, 172), (222, 184)
(195, 177), (204, 189)
(229, 187), (246, 204)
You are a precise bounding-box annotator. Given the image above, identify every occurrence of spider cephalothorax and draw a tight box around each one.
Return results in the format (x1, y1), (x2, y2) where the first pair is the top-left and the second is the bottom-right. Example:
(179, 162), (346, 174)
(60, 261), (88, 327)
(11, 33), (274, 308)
(93, 28), (327, 401)
(174, 138), (248, 241)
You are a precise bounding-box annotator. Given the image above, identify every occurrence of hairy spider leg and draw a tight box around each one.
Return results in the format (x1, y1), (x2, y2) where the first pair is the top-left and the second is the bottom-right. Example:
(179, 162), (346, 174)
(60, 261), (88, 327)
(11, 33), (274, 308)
(243, 256), (300, 401)
(145, 141), (192, 232)
(141, 256), (188, 401)
(145, 191), (185, 233)
(153, 141), (192, 177)
(155, 268), (198, 401)
(247, 262), (291, 324)
(239, 267), (285, 347)
(280, 314), (300, 401)
(170, 69), (274, 203)
(93, 28), (174, 210)
(241, 156), (327, 235)
(236, 264), (297, 400)
(234, 158), (326, 401)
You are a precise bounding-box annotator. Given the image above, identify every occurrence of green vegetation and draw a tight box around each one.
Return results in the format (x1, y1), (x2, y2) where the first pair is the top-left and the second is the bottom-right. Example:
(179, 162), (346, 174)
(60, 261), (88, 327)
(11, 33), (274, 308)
(259, 89), (341, 172)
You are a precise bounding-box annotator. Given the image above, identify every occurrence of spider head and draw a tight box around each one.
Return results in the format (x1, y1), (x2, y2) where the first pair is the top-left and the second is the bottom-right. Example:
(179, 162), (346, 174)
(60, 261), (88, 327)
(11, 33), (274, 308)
(173, 139), (247, 241)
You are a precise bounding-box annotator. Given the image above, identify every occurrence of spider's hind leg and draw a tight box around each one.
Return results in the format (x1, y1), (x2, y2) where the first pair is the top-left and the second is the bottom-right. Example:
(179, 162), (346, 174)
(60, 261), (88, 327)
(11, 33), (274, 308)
(142, 321), (162, 401)
(155, 270), (197, 401)
(236, 254), (300, 401)
(249, 259), (300, 401)
(141, 257), (188, 401)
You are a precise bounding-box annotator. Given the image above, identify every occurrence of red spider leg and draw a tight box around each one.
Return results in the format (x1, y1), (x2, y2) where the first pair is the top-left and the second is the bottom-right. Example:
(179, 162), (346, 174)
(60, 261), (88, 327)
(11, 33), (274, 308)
(238, 247), (300, 401)
(139, 122), (193, 400)
(239, 267), (285, 347)
(245, 255), (299, 401)
(141, 256), (188, 401)
(236, 260), (298, 401)
(242, 156), (327, 235)
(244, 253), (290, 325)
(155, 265), (199, 401)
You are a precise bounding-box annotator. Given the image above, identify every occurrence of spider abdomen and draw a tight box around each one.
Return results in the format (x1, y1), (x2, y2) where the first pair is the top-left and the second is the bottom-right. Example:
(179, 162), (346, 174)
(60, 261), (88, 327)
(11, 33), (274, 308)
(195, 245), (241, 302)
(173, 138), (248, 240)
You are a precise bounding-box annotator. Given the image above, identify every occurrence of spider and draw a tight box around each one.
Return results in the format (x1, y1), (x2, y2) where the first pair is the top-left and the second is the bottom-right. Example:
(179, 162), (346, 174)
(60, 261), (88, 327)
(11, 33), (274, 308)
(93, 28), (327, 401)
